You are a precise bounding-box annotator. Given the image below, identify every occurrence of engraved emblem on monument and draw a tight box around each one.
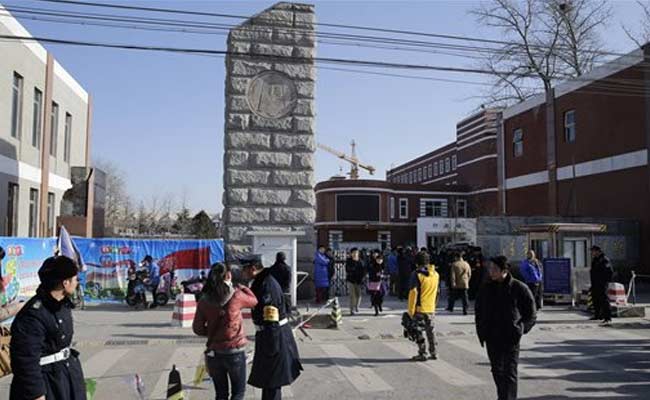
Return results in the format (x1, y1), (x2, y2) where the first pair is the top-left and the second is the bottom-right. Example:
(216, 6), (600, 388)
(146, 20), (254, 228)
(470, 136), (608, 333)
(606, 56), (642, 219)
(246, 71), (297, 119)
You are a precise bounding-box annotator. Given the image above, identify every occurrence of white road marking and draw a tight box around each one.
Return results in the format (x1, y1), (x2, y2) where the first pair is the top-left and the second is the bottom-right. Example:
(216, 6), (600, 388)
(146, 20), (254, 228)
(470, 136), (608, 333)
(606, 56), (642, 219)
(82, 348), (130, 379)
(319, 344), (393, 393)
(384, 341), (485, 386)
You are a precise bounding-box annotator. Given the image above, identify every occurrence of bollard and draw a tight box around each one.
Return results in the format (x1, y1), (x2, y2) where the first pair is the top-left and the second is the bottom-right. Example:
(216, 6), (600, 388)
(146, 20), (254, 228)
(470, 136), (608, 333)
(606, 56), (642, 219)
(329, 297), (343, 329)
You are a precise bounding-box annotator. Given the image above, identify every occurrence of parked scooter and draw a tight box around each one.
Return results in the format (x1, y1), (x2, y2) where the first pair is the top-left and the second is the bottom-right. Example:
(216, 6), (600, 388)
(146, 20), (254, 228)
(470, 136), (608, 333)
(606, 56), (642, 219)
(154, 272), (180, 307)
(126, 268), (151, 309)
(180, 273), (206, 302)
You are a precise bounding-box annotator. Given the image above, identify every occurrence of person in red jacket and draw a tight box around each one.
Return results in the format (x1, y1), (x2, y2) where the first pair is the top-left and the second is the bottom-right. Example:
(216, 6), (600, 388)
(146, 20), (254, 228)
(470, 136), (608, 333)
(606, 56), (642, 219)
(193, 263), (258, 400)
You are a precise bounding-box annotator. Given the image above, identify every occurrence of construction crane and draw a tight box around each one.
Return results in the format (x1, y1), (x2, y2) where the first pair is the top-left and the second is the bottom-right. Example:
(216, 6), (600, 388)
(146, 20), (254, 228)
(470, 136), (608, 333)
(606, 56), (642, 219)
(317, 140), (376, 179)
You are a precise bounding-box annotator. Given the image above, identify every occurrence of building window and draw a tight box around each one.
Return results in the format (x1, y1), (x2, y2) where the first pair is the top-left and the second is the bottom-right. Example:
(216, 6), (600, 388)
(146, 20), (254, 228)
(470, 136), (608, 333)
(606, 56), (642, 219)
(64, 113), (72, 162)
(433, 162), (438, 176)
(445, 157), (451, 173)
(457, 199), (467, 218)
(564, 110), (576, 143)
(452, 155), (457, 170)
(32, 88), (43, 148)
(428, 165), (433, 178)
(47, 192), (55, 236)
(417, 168), (422, 182)
(29, 188), (39, 237)
(390, 197), (395, 219)
(439, 160), (444, 175)
(422, 200), (447, 217)
(399, 198), (408, 219)
(50, 102), (59, 156)
(11, 72), (24, 139)
(6, 183), (19, 236)
(513, 128), (523, 157)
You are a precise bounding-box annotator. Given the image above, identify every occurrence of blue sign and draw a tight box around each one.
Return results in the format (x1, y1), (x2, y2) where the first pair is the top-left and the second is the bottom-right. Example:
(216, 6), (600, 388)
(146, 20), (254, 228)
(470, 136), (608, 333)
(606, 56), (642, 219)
(543, 258), (572, 295)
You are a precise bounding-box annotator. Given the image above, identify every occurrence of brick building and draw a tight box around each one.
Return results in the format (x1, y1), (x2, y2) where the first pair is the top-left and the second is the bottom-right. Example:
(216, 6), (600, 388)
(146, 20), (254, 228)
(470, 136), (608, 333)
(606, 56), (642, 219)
(381, 44), (650, 271)
(315, 179), (471, 250)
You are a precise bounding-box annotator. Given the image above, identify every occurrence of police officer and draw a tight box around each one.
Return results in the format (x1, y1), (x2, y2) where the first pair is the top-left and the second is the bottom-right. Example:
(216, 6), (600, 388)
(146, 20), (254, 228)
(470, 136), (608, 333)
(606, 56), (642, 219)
(241, 255), (302, 400)
(10, 255), (86, 400)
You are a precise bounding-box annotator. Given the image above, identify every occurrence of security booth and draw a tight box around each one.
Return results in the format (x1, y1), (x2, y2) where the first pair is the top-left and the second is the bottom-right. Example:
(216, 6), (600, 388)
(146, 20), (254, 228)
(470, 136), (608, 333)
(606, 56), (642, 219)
(517, 223), (607, 305)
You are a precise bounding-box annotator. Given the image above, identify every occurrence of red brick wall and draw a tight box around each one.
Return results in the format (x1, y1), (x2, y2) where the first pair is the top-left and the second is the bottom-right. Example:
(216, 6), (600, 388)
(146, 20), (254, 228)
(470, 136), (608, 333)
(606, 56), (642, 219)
(504, 104), (548, 178)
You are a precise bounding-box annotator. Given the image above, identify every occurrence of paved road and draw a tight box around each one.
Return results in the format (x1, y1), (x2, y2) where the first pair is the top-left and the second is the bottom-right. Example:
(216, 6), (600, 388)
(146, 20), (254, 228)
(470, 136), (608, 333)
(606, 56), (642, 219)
(1, 298), (649, 400)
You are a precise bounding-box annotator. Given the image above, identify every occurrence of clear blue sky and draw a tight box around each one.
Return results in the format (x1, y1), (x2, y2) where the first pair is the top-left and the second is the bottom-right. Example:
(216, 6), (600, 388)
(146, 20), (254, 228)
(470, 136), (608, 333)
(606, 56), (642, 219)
(10, 0), (644, 214)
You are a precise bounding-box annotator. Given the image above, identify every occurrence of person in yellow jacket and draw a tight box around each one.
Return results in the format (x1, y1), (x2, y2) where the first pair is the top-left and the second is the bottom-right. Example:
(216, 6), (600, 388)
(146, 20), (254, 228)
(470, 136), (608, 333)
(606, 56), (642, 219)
(407, 251), (440, 361)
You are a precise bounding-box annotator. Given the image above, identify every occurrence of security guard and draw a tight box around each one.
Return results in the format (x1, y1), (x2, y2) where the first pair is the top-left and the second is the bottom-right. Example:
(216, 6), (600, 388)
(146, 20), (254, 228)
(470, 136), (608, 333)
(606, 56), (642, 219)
(241, 255), (302, 400)
(10, 256), (86, 400)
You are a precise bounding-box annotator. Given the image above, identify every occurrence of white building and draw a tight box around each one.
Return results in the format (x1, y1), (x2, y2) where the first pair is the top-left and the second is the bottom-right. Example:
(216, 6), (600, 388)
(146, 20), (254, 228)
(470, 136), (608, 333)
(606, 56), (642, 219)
(0, 4), (91, 237)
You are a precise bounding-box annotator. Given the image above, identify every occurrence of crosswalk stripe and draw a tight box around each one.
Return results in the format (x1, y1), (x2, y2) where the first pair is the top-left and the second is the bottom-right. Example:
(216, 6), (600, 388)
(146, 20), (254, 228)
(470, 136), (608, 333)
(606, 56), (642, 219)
(384, 341), (485, 386)
(446, 339), (563, 378)
(150, 347), (206, 400)
(82, 349), (130, 379)
(319, 344), (393, 393)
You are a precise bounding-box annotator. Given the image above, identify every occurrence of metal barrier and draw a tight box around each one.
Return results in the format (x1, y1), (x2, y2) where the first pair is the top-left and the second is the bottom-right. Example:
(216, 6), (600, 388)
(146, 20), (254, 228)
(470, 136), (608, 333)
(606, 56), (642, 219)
(627, 271), (650, 305)
(330, 250), (349, 296)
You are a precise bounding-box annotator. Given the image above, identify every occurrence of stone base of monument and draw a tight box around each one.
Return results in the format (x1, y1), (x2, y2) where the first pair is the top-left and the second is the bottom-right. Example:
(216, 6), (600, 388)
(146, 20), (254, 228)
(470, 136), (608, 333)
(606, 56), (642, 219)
(612, 304), (646, 318)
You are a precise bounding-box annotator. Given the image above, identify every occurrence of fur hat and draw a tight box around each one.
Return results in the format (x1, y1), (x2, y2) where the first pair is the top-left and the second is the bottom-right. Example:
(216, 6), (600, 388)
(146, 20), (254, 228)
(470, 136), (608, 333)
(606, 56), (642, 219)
(39, 256), (78, 288)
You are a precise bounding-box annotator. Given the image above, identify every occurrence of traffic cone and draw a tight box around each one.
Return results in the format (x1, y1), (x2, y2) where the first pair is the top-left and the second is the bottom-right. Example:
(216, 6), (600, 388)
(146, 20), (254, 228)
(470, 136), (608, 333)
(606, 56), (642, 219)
(587, 291), (594, 313)
(329, 297), (342, 329)
(167, 365), (183, 400)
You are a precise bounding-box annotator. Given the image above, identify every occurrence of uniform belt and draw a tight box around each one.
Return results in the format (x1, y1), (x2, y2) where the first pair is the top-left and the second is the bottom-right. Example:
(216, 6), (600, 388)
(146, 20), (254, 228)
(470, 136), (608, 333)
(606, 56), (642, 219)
(40, 347), (71, 366)
(255, 318), (288, 331)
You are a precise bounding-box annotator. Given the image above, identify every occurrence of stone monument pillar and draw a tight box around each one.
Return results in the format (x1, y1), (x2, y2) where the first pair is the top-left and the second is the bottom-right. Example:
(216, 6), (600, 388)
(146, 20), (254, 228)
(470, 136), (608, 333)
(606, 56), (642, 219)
(222, 2), (316, 285)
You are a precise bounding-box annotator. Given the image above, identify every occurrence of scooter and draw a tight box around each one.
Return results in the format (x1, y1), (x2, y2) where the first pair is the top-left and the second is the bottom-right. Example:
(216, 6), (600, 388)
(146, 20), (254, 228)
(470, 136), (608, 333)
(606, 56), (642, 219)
(180, 277), (205, 302)
(126, 269), (151, 309)
(153, 272), (180, 307)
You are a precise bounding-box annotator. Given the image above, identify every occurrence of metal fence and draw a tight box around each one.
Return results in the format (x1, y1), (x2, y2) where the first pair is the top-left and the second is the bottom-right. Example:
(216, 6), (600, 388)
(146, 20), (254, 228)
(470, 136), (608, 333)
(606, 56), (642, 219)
(330, 250), (348, 296)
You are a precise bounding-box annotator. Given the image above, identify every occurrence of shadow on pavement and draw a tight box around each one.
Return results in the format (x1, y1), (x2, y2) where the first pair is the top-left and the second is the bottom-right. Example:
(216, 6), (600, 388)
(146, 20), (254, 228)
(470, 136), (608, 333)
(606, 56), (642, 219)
(119, 322), (174, 328)
(519, 338), (650, 399)
(114, 333), (199, 340)
(301, 357), (408, 368)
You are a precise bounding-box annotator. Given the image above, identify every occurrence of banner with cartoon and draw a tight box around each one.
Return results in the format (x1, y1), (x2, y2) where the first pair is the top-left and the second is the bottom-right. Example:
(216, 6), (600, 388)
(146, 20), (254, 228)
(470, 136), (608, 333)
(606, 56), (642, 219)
(0, 237), (224, 302)
(0, 238), (58, 303)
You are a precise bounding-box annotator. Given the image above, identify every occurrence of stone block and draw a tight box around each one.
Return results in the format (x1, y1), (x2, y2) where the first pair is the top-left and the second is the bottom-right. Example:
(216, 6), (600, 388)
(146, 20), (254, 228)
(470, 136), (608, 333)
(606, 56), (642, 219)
(294, 12), (316, 29)
(292, 100), (314, 116)
(227, 114), (250, 130)
(274, 63), (315, 81)
(230, 60), (272, 77)
(273, 30), (316, 47)
(230, 26), (273, 42)
(293, 117), (314, 133)
(274, 3), (315, 12)
(228, 78), (250, 95)
(292, 153), (313, 170)
(250, 189), (292, 205)
(227, 170), (270, 186)
(291, 189), (315, 206)
(227, 132), (271, 150)
(250, 152), (292, 168)
(251, 115), (293, 131)
(273, 134), (315, 151)
(252, 9), (293, 27)
(227, 207), (271, 224)
(251, 43), (293, 57)
(227, 188), (249, 204)
(229, 41), (251, 54)
(225, 151), (249, 168)
(273, 171), (313, 186)
(295, 82), (315, 98)
(292, 46), (315, 59)
(226, 226), (249, 242)
(227, 96), (250, 113)
(272, 207), (315, 224)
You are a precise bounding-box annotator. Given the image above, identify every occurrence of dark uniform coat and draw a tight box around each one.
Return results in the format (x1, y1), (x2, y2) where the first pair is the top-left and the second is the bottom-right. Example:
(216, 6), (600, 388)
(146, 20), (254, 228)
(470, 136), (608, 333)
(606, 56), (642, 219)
(248, 269), (302, 389)
(10, 287), (86, 400)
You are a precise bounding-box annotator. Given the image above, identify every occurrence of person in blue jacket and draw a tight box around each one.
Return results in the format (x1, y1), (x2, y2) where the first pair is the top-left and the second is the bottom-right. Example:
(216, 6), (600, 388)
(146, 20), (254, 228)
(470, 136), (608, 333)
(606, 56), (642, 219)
(519, 250), (543, 310)
(141, 255), (160, 308)
(313, 245), (330, 304)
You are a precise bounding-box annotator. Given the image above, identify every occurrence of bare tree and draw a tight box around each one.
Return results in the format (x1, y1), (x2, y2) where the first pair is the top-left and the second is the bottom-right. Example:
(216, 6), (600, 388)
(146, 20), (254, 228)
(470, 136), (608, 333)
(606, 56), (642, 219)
(472, 0), (611, 106)
(94, 158), (134, 235)
(623, 1), (650, 48)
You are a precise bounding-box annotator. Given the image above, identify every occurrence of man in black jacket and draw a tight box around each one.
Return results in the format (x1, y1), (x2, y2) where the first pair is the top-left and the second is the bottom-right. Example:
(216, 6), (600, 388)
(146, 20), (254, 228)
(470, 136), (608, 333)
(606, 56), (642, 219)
(475, 256), (536, 400)
(345, 248), (366, 315)
(590, 246), (613, 324)
(10, 256), (86, 400)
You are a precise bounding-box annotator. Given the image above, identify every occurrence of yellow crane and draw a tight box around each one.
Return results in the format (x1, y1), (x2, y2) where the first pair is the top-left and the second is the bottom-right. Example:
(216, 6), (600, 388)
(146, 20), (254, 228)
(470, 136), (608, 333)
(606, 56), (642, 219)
(317, 140), (376, 179)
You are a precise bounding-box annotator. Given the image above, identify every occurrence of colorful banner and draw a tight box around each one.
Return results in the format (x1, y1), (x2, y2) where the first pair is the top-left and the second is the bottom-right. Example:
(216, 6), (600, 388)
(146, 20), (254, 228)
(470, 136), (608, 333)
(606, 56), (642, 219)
(0, 237), (224, 302)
